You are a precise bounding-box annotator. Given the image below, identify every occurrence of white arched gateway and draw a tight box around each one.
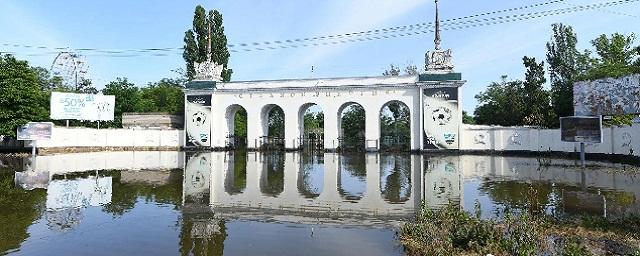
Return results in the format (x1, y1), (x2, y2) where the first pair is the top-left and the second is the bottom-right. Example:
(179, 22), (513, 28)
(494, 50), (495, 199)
(184, 73), (465, 151)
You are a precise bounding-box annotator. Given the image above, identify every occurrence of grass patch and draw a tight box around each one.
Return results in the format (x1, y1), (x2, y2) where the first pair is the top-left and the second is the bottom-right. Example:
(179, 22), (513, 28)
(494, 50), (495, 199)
(399, 202), (640, 255)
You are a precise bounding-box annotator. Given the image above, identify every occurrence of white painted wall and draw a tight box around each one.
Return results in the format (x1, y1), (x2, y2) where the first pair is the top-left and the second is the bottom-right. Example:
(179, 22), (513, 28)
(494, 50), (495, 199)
(33, 127), (183, 149)
(460, 124), (640, 157)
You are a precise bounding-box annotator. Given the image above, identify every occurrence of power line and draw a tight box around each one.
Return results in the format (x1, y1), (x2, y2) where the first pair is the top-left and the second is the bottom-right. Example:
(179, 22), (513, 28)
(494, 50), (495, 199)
(0, 0), (571, 54)
(1, 0), (638, 57)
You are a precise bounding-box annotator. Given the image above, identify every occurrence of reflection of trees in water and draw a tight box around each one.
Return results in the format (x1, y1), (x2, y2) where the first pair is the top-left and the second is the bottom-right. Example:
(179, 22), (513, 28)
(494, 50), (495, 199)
(225, 150), (247, 195)
(0, 172), (46, 253)
(478, 181), (554, 215)
(380, 154), (411, 203)
(45, 208), (82, 232)
(298, 152), (323, 198)
(260, 153), (285, 197)
(338, 154), (367, 200)
(101, 170), (183, 216)
(179, 217), (227, 256)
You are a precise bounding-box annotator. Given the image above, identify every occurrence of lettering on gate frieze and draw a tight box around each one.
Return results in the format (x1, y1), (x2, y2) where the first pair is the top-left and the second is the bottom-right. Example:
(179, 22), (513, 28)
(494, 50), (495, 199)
(280, 93), (284, 98)
(326, 92), (330, 97)
(314, 92), (319, 97)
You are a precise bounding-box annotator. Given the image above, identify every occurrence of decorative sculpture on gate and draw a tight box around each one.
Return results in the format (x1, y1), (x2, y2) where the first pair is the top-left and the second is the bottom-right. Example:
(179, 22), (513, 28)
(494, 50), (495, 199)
(425, 0), (454, 73)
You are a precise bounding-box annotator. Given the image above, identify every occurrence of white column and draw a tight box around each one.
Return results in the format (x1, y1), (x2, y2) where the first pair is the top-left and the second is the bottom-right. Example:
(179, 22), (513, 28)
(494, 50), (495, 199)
(324, 104), (339, 150)
(364, 104), (381, 151)
(284, 108), (301, 149)
(246, 107), (263, 149)
(417, 87), (424, 151)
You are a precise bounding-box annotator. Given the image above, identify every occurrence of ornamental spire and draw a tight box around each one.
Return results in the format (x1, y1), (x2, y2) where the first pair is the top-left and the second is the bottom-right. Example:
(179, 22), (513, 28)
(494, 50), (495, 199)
(424, 0), (454, 73)
(434, 0), (441, 50)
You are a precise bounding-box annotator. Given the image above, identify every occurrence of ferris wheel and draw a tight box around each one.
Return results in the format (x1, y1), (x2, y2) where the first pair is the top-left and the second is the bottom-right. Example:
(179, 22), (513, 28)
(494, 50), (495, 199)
(50, 51), (89, 90)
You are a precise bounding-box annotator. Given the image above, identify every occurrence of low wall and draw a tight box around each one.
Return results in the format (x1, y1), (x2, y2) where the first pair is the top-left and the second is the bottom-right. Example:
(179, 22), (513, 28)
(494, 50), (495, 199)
(460, 124), (639, 157)
(32, 127), (184, 153)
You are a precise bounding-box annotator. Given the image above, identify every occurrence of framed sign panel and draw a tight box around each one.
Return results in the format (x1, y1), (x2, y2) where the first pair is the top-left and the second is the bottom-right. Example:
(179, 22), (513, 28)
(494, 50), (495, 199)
(560, 116), (602, 143)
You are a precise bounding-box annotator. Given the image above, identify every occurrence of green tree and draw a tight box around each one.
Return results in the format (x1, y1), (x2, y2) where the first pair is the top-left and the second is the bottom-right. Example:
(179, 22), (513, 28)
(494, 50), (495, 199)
(462, 111), (475, 124)
(234, 108), (247, 139)
(138, 78), (185, 115)
(522, 56), (555, 127)
(183, 6), (232, 81)
(341, 105), (366, 149)
(0, 55), (49, 137)
(101, 78), (140, 128)
(546, 23), (590, 120)
(474, 76), (526, 126)
(382, 63), (419, 76)
(267, 107), (284, 138)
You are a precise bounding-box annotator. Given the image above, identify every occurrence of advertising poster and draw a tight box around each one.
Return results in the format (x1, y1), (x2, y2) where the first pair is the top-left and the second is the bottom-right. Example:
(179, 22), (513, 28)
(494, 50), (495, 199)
(560, 116), (603, 143)
(185, 94), (212, 147)
(423, 87), (460, 149)
(17, 122), (53, 141)
(50, 92), (115, 121)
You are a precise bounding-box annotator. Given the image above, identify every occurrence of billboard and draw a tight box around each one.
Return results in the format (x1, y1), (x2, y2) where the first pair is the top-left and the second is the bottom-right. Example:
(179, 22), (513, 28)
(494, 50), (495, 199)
(185, 94), (212, 147)
(423, 87), (460, 149)
(560, 116), (602, 143)
(50, 92), (115, 121)
(17, 122), (53, 140)
(574, 74), (640, 116)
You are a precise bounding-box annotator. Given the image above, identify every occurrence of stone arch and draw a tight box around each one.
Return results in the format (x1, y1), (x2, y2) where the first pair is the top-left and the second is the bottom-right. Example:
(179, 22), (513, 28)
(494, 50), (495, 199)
(260, 104), (285, 148)
(337, 102), (366, 150)
(225, 104), (247, 147)
(298, 103), (324, 148)
(379, 100), (412, 151)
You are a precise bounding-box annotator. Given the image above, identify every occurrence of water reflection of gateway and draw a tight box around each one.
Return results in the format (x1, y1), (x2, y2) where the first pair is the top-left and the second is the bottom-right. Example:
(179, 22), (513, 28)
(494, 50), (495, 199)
(182, 152), (438, 226)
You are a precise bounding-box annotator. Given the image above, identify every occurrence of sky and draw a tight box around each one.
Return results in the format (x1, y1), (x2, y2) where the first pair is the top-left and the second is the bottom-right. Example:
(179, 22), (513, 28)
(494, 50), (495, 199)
(1, 0), (639, 112)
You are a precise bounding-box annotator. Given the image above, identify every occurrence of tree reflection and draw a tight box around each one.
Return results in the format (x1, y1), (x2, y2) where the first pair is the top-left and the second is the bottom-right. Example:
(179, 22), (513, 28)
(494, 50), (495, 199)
(0, 172), (46, 253)
(380, 154), (411, 203)
(338, 153), (367, 200)
(478, 181), (553, 215)
(260, 153), (285, 197)
(298, 152), (323, 198)
(101, 170), (183, 216)
(179, 217), (227, 256)
(225, 150), (247, 195)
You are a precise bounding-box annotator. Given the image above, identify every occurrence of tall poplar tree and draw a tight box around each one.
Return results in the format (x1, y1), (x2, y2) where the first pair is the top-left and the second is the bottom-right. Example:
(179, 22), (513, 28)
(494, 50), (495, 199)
(183, 6), (232, 81)
(545, 23), (590, 120)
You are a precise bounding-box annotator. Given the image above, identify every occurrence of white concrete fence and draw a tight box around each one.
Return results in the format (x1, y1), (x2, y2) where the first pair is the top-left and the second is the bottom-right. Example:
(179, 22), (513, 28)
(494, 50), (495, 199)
(30, 125), (639, 158)
(460, 124), (639, 157)
(33, 127), (183, 150)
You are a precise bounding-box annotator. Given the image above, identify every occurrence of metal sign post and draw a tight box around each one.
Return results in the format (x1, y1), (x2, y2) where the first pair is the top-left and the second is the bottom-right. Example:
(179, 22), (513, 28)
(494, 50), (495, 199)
(580, 142), (586, 167)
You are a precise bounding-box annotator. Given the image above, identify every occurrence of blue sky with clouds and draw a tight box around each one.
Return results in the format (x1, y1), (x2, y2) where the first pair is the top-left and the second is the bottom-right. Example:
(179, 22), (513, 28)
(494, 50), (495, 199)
(1, 0), (638, 112)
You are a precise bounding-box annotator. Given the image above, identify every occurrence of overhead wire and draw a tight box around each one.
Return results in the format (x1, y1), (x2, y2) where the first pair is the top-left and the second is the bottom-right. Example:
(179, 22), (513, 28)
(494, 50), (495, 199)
(1, 0), (638, 57)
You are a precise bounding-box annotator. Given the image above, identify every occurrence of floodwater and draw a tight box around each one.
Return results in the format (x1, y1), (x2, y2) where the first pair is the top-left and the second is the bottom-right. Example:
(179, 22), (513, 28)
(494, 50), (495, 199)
(1, 151), (639, 255)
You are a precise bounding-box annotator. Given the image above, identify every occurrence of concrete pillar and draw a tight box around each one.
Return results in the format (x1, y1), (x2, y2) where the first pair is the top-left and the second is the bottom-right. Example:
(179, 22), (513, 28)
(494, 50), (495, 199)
(324, 104), (339, 150)
(284, 108), (301, 150)
(246, 107), (263, 149)
(364, 105), (381, 151)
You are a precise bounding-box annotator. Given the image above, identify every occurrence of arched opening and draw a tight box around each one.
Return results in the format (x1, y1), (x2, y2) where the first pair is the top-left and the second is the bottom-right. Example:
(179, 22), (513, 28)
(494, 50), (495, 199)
(224, 150), (247, 195)
(379, 101), (411, 151)
(337, 154), (366, 201)
(299, 103), (324, 150)
(338, 102), (365, 151)
(298, 152), (324, 198)
(260, 152), (285, 197)
(225, 104), (247, 148)
(380, 154), (412, 203)
(261, 104), (285, 150)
